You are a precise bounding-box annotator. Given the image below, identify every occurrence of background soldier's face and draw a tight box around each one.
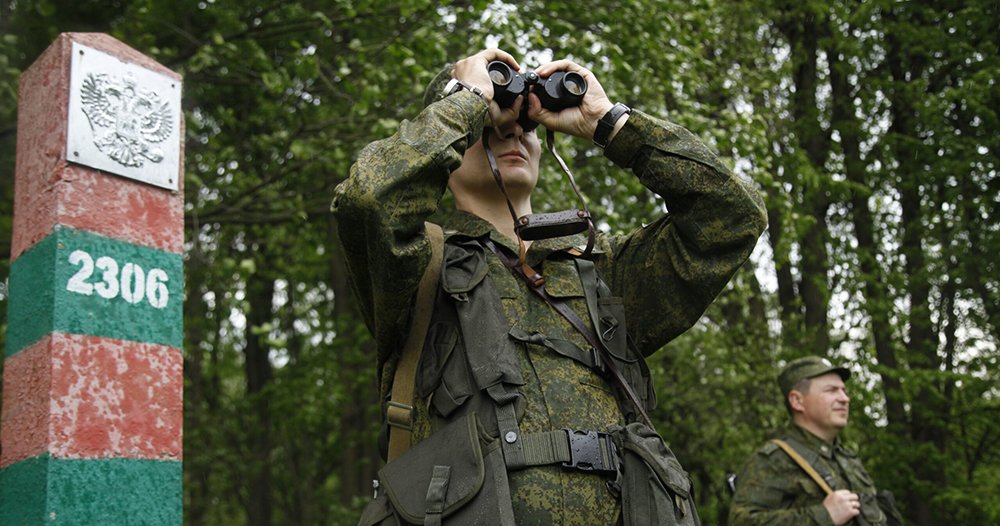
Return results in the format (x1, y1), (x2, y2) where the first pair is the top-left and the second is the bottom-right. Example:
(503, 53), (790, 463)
(793, 372), (851, 434)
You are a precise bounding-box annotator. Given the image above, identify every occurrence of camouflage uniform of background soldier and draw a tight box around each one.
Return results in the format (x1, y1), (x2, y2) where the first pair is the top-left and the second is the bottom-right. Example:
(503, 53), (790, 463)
(333, 48), (767, 526)
(728, 357), (904, 526)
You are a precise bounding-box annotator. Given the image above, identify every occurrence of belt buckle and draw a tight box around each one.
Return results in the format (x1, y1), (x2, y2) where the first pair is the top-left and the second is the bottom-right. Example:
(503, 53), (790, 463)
(561, 429), (619, 476)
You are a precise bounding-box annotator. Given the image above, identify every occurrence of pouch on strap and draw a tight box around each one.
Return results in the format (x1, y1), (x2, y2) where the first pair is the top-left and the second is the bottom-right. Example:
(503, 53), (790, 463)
(418, 239), (526, 436)
(614, 423), (701, 526)
(378, 413), (515, 526)
(575, 258), (656, 420)
(441, 240), (522, 390)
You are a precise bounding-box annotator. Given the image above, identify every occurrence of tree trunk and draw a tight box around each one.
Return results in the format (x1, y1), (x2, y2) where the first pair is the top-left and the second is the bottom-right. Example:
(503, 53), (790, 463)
(826, 41), (907, 429)
(775, 6), (832, 355)
(245, 273), (275, 526)
(768, 205), (800, 328)
(886, 7), (946, 524)
(183, 263), (210, 526)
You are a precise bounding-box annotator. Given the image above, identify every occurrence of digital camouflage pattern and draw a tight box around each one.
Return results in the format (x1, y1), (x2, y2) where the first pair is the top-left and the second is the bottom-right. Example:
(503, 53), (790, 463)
(728, 425), (904, 526)
(333, 90), (766, 525)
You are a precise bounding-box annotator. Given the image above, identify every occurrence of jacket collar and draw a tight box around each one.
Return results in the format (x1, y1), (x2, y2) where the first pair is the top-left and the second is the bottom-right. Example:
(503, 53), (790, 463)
(444, 211), (594, 266)
(789, 424), (841, 460)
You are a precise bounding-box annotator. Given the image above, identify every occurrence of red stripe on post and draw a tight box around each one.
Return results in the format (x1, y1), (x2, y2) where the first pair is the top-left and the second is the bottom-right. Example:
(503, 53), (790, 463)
(0, 337), (53, 468)
(14, 164), (185, 259)
(1, 333), (182, 469)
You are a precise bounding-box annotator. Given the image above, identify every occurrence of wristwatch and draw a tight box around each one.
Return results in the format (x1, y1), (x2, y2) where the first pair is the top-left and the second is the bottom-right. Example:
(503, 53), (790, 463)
(593, 102), (631, 148)
(440, 78), (485, 100)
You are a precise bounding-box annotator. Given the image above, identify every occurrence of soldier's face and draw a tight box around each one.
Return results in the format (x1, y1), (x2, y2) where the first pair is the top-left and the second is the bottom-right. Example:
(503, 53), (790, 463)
(449, 121), (541, 201)
(793, 373), (850, 436)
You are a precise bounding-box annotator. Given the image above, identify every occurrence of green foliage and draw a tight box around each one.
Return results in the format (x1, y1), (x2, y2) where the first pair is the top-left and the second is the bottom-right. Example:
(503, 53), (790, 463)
(1, 0), (998, 525)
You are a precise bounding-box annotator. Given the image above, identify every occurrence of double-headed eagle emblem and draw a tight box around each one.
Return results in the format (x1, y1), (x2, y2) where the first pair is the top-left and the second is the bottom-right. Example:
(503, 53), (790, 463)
(80, 72), (172, 168)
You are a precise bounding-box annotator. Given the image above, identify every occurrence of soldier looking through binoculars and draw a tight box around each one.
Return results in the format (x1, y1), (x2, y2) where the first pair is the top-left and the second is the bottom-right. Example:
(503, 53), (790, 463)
(333, 48), (767, 526)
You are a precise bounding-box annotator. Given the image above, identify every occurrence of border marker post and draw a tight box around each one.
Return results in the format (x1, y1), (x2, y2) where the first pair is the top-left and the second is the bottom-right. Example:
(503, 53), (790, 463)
(2, 33), (184, 525)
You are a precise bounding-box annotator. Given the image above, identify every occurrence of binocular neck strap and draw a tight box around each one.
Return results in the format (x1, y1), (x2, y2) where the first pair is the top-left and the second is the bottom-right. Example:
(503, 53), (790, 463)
(482, 129), (528, 266)
(544, 128), (595, 256)
(544, 128), (589, 217)
(480, 124), (596, 266)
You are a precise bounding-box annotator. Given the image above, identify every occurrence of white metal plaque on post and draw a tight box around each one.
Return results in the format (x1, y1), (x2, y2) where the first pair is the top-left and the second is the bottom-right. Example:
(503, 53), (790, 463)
(67, 42), (182, 191)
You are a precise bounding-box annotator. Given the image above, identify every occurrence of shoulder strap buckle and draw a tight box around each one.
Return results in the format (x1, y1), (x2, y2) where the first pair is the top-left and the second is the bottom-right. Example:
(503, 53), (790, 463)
(386, 401), (414, 431)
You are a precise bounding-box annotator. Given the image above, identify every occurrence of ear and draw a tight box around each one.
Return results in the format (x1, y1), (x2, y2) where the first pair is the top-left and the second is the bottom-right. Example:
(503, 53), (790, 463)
(788, 391), (806, 413)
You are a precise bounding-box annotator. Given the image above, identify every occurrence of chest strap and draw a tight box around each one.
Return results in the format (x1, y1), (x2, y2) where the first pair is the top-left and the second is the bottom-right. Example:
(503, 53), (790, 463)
(507, 328), (607, 376)
(769, 439), (835, 494)
(481, 237), (654, 430)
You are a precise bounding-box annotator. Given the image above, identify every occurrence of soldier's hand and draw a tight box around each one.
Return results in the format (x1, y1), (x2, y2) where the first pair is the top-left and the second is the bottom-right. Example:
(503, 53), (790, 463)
(453, 49), (523, 126)
(823, 490), (862, 525)
(528, 59), (618, 142)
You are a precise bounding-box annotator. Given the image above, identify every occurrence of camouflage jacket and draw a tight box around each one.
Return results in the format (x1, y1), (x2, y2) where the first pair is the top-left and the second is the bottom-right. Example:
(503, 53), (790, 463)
(729, 425), (903, 526)
(333, 90), (766, 525)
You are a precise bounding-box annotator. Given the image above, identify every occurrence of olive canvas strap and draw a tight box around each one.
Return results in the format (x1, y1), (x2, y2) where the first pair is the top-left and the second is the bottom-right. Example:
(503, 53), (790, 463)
(386, 222), (444, 463)
(769, 439), (834, 495)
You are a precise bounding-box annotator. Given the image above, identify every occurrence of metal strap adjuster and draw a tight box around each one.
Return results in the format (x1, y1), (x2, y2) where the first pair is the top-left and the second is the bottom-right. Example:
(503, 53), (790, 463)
(588, 348), (609, 378)
(561, 429), (619, 475)
(386, 401), (414, 431)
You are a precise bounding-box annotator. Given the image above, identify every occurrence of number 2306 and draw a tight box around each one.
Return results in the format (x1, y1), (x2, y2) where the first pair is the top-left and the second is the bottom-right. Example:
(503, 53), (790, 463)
(65, 249), (170, 309)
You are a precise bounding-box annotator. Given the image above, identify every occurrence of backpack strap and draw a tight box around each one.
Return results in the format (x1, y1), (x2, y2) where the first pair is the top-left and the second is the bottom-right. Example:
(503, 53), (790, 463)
(769, 439), (834, 495)
(386, 223), (444, 462)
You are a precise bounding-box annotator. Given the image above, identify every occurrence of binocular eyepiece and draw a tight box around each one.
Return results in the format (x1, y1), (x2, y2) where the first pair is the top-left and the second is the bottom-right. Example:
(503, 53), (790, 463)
(487, 61), (588, 131)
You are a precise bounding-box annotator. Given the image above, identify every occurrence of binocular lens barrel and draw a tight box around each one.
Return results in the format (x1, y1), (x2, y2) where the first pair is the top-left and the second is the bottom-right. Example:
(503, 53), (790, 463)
(487, 61), (513, 86)
(485, 60), (588, 124)
(488, 61), (525, 108)
(562, 72), (586, 96)
(538, 71), (587, 111)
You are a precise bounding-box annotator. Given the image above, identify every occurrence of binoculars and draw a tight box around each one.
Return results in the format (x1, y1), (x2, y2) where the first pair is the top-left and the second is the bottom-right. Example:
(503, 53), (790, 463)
(486, 61), (588, 130)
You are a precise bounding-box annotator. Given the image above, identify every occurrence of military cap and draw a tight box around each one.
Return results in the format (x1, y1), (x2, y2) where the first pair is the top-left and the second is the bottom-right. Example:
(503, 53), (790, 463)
(778, 356), (851, 396)
(422, 63), (456, 108)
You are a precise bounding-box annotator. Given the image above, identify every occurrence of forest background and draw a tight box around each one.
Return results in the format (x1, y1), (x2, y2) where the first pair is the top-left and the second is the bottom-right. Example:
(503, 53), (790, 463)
(0, 0), (998, 525)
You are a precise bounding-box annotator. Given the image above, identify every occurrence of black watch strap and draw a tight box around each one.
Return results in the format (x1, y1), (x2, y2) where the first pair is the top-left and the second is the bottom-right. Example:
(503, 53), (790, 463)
(593, 102), (631, 148)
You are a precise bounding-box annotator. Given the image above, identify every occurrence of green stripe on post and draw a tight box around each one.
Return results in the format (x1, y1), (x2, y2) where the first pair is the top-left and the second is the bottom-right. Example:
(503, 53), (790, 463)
(0, 455), (47, 525)
(0, 454), (182, 525)
(7, 226), (183, 357)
